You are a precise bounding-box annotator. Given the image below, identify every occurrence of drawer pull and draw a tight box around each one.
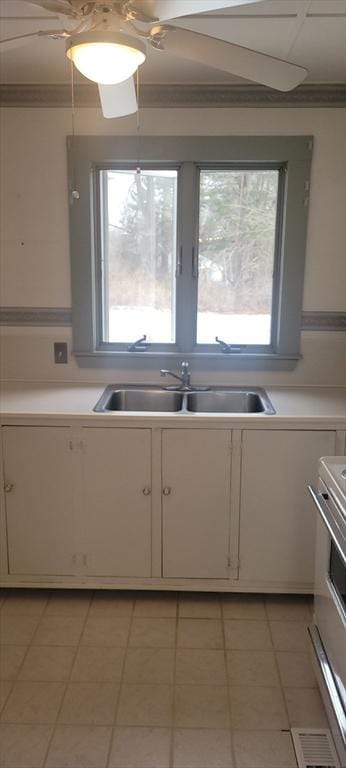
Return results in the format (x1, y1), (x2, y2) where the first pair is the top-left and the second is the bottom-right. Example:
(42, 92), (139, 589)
(4, 483), (14, 493)
(142, 487), (151, 496)
(163, 486), (171, 496)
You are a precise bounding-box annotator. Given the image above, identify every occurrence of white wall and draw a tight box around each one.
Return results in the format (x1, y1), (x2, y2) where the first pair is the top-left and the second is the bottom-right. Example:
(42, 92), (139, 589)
(1, 105), (345, 385)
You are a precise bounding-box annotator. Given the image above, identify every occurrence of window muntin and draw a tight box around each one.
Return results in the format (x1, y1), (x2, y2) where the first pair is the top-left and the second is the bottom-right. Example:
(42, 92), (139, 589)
(99, 167), (178, 345)
(197, 168), (279, 346)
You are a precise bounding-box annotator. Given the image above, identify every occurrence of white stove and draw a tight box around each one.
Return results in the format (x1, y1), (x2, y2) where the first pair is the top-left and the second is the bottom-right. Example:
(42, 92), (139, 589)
(309, 456), (346, 767)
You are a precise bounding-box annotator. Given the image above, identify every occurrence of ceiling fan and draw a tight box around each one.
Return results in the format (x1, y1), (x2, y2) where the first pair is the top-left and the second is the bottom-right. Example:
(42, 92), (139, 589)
(0, 0), (308, 118)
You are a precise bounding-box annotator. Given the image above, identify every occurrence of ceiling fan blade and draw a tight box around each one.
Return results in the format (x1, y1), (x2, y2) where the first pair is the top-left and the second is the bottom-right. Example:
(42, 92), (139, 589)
(0, 32), (40, 52)
(128, 0), (264, 23)
(157, 26), (307, 91)
(27, 0), (77, 16)
(98, 78), (137, 119)
(0, 30), (64, 51)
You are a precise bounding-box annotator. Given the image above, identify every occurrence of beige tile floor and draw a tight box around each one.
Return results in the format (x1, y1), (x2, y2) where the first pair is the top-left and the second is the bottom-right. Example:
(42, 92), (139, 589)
(0, 589), (328, 768)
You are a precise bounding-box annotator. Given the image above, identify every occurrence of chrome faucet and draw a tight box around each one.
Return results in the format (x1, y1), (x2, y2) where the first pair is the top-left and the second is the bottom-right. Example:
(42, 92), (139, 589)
(160, 361), (192, 390)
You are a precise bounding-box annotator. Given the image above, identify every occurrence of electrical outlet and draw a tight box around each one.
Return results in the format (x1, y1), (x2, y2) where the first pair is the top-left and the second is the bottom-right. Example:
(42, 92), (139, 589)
(54, 342), (68, 364)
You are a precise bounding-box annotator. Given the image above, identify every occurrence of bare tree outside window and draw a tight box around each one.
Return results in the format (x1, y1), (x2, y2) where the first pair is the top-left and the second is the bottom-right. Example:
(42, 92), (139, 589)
(101, 167), (278, 346)
(103, 168), (177, 343)
(197, 170), (279, 344)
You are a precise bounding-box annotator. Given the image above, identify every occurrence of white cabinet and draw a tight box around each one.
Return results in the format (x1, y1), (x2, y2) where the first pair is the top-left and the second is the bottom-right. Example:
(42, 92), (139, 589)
(1, 426), (152, 579)
(239, 430), (336, 587)
(80, 428), (152, 577)
(2, 426), (75, 576)
(162, 429), (232, 578)
(1, 422), (340, 590)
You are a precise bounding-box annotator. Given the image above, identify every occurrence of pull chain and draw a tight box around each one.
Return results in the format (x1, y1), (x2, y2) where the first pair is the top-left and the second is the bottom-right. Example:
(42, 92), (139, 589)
(70, 56), (79, 201)
(136, 68), (141, 175)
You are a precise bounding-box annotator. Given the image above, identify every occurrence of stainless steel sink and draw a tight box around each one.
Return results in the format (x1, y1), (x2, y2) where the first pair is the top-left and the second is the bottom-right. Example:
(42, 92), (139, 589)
(94, 386), (275, 414)
(186, 390), (274, 414)
(94, 387), (184, 412)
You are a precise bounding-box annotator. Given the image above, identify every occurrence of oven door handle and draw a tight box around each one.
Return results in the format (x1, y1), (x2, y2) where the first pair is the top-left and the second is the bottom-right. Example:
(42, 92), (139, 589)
(309, 624), (346, 749)
(308, 485), (346, 566)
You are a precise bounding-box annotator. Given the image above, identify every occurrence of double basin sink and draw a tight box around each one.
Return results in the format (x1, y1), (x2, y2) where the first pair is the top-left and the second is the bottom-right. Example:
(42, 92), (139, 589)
(94, 386), (275, 415)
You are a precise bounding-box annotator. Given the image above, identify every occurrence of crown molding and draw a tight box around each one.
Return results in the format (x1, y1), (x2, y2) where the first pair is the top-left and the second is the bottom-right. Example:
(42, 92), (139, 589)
(0, 83), (345, 108)
(1, 308), (345, 331)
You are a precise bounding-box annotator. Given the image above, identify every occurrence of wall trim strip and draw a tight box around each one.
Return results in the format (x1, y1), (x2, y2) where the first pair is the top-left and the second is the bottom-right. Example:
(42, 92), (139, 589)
(0, 83), (345, 109)
(1, 308), (345, 331)
(0, 308), (72, 326)
(301, 311), (346, 331)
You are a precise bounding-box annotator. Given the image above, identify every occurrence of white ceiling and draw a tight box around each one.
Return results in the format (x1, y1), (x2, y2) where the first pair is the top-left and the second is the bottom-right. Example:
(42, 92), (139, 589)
(0, 0), (345, 85)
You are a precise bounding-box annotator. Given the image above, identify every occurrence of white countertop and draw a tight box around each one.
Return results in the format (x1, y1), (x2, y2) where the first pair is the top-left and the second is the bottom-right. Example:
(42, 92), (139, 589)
(1, 382), (345, 427)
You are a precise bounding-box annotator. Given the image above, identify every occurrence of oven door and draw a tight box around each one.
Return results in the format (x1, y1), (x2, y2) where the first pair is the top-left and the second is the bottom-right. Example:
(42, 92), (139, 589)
(309, 482), (346, 757)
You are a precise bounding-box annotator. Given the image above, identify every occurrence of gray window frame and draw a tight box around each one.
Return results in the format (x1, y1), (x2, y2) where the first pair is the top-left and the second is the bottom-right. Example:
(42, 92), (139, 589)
(67, 135), (313, 371)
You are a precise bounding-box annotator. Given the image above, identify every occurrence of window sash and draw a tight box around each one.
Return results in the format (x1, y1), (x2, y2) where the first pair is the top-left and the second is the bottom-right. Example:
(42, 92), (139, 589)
(100, 167), (179, 346)
(94, 162), (182, 352)
(185, 162), (285, 353)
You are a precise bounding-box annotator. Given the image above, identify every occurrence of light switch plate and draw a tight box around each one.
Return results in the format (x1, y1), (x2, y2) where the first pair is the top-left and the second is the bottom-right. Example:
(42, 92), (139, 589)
(54, 342), (68, 364)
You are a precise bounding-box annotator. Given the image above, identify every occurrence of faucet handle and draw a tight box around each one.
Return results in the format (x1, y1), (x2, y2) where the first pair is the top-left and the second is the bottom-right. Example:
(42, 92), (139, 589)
(180, 360), (191, 388)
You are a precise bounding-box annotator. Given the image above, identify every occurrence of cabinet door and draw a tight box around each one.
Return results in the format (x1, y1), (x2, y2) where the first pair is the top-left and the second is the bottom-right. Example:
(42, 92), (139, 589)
(2, 426), (75, 575)
(81, 428), (152, 577)
(162, 429), (231, 578)
(239, 430), (336, 586)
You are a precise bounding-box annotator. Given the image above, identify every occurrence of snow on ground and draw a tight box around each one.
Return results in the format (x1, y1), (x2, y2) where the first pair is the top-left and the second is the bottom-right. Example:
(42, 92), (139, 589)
(108, 307), (271, 345)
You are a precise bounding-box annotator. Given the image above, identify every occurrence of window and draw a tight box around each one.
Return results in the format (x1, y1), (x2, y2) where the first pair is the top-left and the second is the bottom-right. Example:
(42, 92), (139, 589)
(68, 136), (312, 369)
(100, 167), (178, 345)
(196, 168), (279, 346)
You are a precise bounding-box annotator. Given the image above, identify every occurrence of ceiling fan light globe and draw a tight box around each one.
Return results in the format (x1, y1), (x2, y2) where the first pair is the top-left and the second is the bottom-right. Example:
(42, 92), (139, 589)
(66, 33), (146, 85)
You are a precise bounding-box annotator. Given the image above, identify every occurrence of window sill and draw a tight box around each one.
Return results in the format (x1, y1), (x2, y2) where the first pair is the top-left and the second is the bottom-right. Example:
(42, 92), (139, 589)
(74, 350), (301, 372)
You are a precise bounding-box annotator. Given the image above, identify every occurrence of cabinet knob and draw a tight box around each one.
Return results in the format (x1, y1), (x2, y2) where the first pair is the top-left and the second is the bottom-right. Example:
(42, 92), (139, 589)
(163, 486), (171, 496)
(142, 487), (151, 496)
(4, 483), (14, 493)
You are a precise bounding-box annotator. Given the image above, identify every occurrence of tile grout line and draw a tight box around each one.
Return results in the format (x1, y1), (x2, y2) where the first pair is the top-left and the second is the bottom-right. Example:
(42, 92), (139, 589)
(0, 678), (14, 717)
(169, 593), (180, 768)
(41, 590), (95, 768)
(221, 600), (237, 768)
(0, 591), (50, 675)
(105, 593), (136, 768)
(264, 596), (299, 768)
(0, 590), (52, 723)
